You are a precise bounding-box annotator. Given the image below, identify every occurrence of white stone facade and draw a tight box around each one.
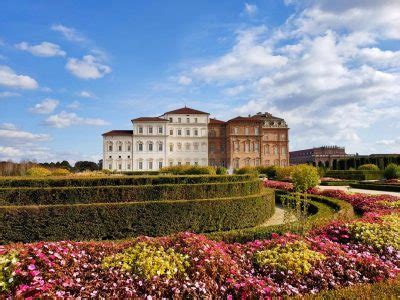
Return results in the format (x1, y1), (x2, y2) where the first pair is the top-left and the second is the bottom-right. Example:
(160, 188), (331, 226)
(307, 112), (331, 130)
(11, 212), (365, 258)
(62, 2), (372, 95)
(102, 107), (209, 171)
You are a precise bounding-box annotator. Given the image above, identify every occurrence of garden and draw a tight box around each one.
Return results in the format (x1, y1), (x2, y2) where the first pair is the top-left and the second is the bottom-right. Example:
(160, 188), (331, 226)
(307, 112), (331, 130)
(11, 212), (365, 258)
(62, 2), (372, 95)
(0, 165), (399, 297)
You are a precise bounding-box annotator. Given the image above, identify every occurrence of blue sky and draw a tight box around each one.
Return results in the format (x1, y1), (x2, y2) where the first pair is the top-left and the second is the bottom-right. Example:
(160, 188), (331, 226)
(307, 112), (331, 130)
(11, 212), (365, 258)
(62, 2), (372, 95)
(0, 0), (399, 163)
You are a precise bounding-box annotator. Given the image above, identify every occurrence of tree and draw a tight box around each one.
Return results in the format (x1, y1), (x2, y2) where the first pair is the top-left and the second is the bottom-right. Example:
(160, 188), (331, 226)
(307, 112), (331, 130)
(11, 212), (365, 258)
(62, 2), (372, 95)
(74, 161), (99, 172)
(384, 163), (400, 180)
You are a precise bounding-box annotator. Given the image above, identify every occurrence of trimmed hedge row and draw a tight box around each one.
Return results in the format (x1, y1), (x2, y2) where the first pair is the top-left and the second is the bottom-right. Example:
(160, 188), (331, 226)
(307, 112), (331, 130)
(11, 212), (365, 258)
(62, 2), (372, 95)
(0, 190), (275, 243)
(325, 170), (382, 180)
(207, 190), (354, 243)
(0, 180), (262, 206)
(0, 174), (256, 188)
(349, 183), (400, 192)
(320, 180), (358, 186)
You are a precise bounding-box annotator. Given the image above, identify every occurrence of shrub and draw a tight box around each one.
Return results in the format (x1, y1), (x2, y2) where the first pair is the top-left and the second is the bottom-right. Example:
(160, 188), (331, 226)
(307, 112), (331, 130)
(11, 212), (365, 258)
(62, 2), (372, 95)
(291, 165), (320, 193)
(325, 170), (382, 180)
(160, 166), (216, 175)
(254, 241), (326, 275)
(384, 163), (400, 180)
(234, 167), (259, 175)
(102, 242), (189, 279)
(275, 166), (295, 180)
(256, 166), (277, 179)
(358, 164), (379, 171)
(51, 168), (71, 176)
(216, 166), (227, 175)
(25, 167), (51, 177)
(0, 250), (18, 293)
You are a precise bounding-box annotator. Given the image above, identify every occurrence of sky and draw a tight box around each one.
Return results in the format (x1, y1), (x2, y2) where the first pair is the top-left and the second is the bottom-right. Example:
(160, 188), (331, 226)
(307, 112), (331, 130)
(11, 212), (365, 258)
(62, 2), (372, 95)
(0, 0), (399, 163)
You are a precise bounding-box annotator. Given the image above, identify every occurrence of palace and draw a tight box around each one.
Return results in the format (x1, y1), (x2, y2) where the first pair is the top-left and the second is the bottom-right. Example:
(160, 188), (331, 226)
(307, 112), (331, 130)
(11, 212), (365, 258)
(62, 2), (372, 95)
(102, 107), (289, 171)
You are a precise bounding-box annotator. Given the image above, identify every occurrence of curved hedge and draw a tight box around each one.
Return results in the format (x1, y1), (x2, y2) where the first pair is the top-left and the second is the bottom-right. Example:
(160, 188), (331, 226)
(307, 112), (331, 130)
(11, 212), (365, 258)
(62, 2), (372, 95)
(0, 180), (261, 206)
(0, 190), (275, 243)
(349, 182), (400, 192)
(207, 190), (354, 243)
(0, 174), (256, 188)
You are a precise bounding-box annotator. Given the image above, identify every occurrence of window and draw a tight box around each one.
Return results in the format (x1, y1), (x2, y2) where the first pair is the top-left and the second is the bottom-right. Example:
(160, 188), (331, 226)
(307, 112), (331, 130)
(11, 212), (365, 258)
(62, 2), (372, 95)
(138, 126), (143, 134)
(178, 117), (181, 123)
(194, 118), (198, 123)
(127, 145), (131, 151)
(186, 129), (190, 136)
(148, 127), (153, 134)
(234, 127), (239, 134)
(118, 155), (121, 159)
(245, 127), (249, 135)
(118, 145), (122, 151)
(169, 117), (173, 122)
(158, 127), (163, 134)
(170, 129), (173, 135)
(177, 161), (182, 166)
(221, 144), (225, 152)
(282, 146), (286, 154)
(138, 161), (143, 170)
(194, 161), (198, 166)
(194, 143), (199, 151)
(158, 142), (163, 151)
(255, 142), (259, 151)
(246, 141), (250, 152)
(210, 143), (215, 153)
(127, 164), (131, 169)
(177, 143), (182, 151)
(158, 161), (163, 169)
(118, 164), (122, 170)
(281, 134), (286, 140)
(265, 144), (270, 154)
(255, 127), (259, 135)
(169, 143), (173, 151)
(138, 143), (143, 151)
(177, 129), (182, 136)
(108, 164), (112, 169)
(201, 143), (207, 152)
(108, 145), (113, 151)
(148, 142), (153, 151)
(148, 161), (153, 170)
(274, 146), (278, 155)
(186, 117), (190, 123)
(194, 129), (198, 136)
(185, 143), (190, 151)
(128, 155), (130, 158)
(109, 155), (112, 159)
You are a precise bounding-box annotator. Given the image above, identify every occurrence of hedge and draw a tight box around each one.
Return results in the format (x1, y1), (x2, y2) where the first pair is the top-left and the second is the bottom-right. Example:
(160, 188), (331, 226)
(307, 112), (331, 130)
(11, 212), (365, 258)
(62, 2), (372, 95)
(0, 174), (256, 188)
(0, 180), (262, 206)
(320, 180), (358, 186)
(207, 190), (354, 243)
(0, 190), (275, 243)
(325, 170), (382, 180)
(349, 182), (400, 192)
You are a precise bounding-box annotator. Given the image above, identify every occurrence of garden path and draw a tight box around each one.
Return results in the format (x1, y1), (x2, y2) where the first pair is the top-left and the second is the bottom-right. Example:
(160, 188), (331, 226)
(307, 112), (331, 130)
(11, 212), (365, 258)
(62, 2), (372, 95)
(317, 185), (400, 197)
(261, 205), (295, 226)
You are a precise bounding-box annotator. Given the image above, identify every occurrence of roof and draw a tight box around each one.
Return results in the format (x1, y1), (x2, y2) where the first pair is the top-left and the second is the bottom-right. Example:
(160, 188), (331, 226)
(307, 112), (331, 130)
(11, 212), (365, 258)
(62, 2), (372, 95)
(227, 116), (264, 123)
(209, 118), (225, 124)
(102, 130), (133, 136)
(131, 117), (168, 122)
(163, 107), (210, 115)
(252, 112), (284, 121)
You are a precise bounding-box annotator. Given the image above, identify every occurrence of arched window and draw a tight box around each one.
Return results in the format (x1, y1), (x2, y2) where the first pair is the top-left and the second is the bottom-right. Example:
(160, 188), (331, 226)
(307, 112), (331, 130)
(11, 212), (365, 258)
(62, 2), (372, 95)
(273, 145), (278, 155)
(265, 144), (270, 154)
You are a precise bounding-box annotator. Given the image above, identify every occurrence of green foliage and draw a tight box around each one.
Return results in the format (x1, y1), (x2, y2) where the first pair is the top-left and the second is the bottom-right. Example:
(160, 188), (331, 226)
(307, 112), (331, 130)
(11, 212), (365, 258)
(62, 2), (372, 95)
(51, 168), (71, 176)
(0, 191), (275, 243)
(0, 174), (255, 188)
(349, 183), (400, 192)
(320, 180), (357, 186)
(358, 164), (379, 171)
(275, 166), (295, 180)
(0, 251), (18, 293)
(26, 167), (51, 177)
(254, 241), (326, 275)
(348, 214), (400, 250)
(233, 166), (259, 175)
(74, 161), (99, 171)
(325, 170), (382, 180)
(317, 167), (326, 177)
(102, 242), (189, 279)
(256, 166), (277, 179)
(383, 163), (400, 180)
(0, 180), (261, 206)
(215, 166), (227, 175)
(291, 164), (320, 192)
(160, 165), (216, 175)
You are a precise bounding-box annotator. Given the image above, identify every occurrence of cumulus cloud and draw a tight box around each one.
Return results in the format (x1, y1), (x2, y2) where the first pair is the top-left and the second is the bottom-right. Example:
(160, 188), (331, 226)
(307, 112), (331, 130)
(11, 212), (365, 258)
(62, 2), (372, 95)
(15, 41), (66, 57)
(0, 65), (38, 89)
(244, 3), (258, 16)
(51, 24), (86, 42)
(78, 90), (96, 98)
(66, 55), (111, 79)
(0, 91), (20, 98)
(44, 111), (109, 128)
(0, 123), (50, 141)
(29, 98), (59, 114)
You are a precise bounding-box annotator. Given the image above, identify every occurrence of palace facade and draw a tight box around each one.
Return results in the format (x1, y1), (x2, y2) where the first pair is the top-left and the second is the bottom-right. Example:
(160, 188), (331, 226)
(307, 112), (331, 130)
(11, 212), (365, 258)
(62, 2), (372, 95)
(102, 107), (289, 171)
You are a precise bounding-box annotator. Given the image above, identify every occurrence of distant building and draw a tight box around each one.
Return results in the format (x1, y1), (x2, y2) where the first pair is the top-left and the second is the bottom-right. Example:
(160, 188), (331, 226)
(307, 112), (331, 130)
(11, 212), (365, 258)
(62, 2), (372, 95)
(102, 108), (289, 171)
(289, 146), (347, 168)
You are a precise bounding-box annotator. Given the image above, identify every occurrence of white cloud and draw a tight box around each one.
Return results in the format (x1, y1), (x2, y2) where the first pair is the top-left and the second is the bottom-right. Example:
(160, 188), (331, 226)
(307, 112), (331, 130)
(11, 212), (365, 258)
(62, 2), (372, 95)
(51, 24), (86, 42)
(67, 100), (80, 109)
(29, 98), (59, 114)
(66, 55), (111, 79)
(44, 111), (109, 128)
(15, 41), (66, 57)
(0, 91), (20, 98)
(0, 123), (50, 141)
(0, 65), (38, 89)
(244, 3), (258, 16)
(177, 75), (192, 85)
(78, 90), (96, 98)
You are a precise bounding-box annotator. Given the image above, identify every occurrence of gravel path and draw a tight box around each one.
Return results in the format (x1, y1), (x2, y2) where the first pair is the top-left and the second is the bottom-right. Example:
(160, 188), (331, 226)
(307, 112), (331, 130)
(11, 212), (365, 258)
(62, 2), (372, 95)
(262, 205), (296, 226)
(317, 185), (400, 197)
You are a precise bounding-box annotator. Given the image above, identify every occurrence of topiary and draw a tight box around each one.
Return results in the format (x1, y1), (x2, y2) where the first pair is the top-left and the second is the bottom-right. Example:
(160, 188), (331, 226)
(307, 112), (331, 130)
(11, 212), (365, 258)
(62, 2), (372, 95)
(291, 164), (320, 193)
(26, 167), (51, 177)
(358, 164), (379, 171)
(384, 163), (400, 180)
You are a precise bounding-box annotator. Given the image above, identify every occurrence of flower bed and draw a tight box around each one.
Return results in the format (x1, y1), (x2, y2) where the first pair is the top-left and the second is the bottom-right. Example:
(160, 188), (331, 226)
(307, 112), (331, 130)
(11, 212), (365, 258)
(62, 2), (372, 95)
(1, 187), (399, 297)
